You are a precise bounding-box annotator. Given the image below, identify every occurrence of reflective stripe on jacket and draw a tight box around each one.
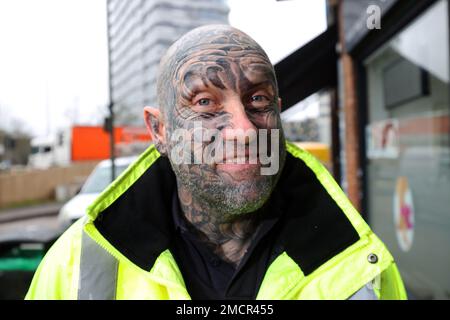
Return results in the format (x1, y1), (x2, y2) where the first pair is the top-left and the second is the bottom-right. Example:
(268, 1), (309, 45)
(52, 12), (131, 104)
(26, 142), (407, 300)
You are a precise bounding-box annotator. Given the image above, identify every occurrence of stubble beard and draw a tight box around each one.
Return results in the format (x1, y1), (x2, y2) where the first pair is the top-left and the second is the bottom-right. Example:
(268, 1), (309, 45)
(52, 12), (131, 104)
(169, 144), (286, 223)
(176, 166), (273, 221)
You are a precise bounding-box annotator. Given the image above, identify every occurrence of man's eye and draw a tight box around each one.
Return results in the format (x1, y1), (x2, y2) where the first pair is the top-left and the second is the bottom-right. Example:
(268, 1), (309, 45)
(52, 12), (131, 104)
(252, 95), (264, 102)
(251, 95), (269, 103)
(196, 98), (211, 106)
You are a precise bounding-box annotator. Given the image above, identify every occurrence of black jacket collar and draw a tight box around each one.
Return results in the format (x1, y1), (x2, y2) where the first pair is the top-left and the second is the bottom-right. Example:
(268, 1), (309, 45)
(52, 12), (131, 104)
(94, 151), (359, 276)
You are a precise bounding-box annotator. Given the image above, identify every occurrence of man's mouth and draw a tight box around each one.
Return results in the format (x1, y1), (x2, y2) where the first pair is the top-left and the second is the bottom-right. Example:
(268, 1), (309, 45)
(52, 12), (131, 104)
(221, 148), (257, 164)
(223, 155), (251, 164)
(227, 156), (250, 164)
(216, 151), (261, 177)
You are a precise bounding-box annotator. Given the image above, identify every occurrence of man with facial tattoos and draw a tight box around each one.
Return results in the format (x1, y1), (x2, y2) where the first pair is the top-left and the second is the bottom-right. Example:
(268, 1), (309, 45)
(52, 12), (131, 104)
(26, 25), (406, 300)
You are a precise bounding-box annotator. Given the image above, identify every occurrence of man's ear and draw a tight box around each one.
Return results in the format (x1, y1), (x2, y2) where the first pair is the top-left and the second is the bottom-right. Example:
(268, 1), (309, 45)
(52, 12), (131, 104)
(143, 106), (167, 155)
(277, 98), (282, 112)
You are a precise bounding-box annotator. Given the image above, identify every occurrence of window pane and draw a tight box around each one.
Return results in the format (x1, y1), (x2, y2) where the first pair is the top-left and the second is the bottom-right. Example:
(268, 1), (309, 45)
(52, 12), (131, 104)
(364, 0), (450, 298)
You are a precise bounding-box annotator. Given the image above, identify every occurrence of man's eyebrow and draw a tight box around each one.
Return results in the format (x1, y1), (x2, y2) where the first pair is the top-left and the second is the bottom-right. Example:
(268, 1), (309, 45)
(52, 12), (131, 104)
(243, 81), (275, 94)
(186, 83), (210, 96)
(182, 71), (210, 93)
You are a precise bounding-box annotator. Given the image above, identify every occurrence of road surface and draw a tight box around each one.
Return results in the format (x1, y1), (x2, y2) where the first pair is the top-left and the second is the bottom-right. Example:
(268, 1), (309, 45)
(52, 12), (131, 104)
(0, 215), (62, 244)
(0, 203), (62, 224)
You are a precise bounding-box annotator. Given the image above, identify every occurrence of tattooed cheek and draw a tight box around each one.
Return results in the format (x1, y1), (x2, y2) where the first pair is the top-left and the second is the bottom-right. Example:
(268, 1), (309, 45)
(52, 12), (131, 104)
(248, 109), (279, 129)
(265, 112), (280, 129)
(262, 106), (280, 128)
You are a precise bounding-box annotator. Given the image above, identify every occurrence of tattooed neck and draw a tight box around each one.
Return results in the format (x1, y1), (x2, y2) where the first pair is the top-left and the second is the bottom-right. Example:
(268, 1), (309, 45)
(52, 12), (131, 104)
(177, 182), (261, 266)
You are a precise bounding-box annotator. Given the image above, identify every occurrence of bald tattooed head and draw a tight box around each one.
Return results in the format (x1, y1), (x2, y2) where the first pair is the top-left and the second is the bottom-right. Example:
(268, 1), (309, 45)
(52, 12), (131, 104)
(149, 24), (286, 221)
(157, 25), (277, 126)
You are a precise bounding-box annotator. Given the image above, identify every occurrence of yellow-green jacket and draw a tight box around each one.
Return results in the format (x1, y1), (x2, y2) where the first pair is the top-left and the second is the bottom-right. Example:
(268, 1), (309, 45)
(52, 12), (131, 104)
(26, 142), (407, 300)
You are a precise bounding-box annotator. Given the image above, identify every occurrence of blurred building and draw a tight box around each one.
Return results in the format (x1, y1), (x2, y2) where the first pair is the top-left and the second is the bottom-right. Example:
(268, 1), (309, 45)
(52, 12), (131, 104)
(106, 0), (229, 125)
(0, 130), (31, 169)
(281, 92), (330, 144)
(276, 0), (450, 299)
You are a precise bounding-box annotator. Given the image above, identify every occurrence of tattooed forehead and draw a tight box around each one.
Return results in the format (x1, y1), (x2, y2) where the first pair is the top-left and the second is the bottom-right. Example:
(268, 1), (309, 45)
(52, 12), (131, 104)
(178, 53), (275, 97)
(157, 25), (278, 115)
(181, 51), (275, 104)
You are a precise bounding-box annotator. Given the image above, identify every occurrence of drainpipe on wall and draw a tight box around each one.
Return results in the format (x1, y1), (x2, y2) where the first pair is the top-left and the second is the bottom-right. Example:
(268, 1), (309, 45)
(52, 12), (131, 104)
(337, 0), (362, 211)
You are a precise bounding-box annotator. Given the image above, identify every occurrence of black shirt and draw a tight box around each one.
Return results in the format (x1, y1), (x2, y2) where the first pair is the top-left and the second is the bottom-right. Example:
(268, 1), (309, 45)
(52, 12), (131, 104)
(170, 191), (283, 300)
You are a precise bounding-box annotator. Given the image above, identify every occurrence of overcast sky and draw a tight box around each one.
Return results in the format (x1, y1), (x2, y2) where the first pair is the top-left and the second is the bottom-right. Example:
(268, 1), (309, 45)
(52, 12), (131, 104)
(228, 0), (326, 63)
(0, 0), (109, 137)
(0, 0), (326, 138)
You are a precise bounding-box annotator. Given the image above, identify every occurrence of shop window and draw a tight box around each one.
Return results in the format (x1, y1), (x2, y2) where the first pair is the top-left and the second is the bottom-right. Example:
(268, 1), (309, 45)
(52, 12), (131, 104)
(383, 58), (429, 109)
(364, 0), (450, 299)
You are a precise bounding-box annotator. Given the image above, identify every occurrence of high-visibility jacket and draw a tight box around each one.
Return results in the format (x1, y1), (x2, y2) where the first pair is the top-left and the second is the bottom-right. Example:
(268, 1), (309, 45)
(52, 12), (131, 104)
(26, 142), (407, 300)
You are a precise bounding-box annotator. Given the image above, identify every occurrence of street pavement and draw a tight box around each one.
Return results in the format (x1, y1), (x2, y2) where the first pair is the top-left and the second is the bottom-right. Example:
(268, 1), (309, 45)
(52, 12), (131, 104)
(0, 202), (62, 223)
(0, 203), (64, 243)
(0, 215), (62, 243)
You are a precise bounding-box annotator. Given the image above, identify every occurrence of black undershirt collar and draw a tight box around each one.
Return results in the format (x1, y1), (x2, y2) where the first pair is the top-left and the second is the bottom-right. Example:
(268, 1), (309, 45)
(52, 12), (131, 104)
(170, 190), (281, 300)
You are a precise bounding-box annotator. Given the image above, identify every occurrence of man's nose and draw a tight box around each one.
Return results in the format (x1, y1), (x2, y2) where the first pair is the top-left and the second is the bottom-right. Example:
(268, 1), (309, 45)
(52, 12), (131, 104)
(221, 97), (256, 140)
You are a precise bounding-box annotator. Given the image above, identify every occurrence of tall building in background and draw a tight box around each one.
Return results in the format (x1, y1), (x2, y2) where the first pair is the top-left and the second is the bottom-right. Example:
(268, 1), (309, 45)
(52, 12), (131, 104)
(107, 0), (229, 125)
